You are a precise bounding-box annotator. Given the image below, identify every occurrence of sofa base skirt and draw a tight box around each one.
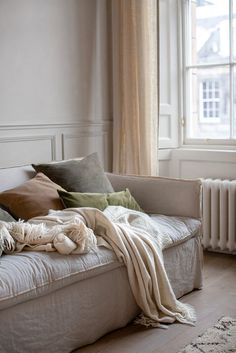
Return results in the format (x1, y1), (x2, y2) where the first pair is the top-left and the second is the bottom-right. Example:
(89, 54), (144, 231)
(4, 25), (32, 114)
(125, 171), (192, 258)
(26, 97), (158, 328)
(0, 236), (203, 353)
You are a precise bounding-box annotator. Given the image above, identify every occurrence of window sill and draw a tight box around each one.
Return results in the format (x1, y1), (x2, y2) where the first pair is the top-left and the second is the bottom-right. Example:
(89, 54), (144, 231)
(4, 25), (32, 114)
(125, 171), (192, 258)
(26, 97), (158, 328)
(179, 145), (236, 152)
(171, 148), (236, 164)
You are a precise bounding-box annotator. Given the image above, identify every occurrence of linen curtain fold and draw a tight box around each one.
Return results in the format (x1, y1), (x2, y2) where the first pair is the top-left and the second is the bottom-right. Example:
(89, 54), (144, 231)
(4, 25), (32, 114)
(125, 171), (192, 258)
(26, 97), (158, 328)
(112, 0), (159, 176)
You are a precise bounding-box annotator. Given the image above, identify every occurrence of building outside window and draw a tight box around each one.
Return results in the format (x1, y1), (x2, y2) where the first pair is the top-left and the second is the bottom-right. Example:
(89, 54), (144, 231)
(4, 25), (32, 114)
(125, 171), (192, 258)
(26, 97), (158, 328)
(200, 79), (220, 122)
(182, 0), (236, 142)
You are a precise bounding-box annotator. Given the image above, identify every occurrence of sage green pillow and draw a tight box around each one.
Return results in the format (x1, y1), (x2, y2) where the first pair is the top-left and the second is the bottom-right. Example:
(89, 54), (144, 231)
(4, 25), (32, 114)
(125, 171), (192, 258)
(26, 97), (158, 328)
(32, 153), (114, 193)
(107, 188), (142, 212)
(58, 190), (109, 211)
(0, 207), (16, 222)
(58, 188), (142, 212)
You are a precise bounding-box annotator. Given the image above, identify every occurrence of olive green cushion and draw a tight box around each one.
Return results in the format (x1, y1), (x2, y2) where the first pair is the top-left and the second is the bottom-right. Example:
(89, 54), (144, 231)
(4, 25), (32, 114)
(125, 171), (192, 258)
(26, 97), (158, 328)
(107, 189), (142, 211)
(58, 188), (142, 212)
(58, 190), (108, 211)
(32, 153), (114, 193)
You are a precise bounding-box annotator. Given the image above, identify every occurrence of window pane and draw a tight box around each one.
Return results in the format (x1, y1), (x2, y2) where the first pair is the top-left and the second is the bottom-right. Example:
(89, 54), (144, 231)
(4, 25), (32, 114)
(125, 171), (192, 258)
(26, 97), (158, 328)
(190, 0), (229, 65)
(187, 67), (230, 139)
(234, 67), (236, 137)
(234, 0), (236, 60)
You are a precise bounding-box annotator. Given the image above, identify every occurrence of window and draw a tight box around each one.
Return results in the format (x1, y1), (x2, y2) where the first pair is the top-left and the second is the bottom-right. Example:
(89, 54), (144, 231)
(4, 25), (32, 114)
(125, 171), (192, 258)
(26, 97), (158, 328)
(200, 79), (220, 122)
(182, 0), (236, 142)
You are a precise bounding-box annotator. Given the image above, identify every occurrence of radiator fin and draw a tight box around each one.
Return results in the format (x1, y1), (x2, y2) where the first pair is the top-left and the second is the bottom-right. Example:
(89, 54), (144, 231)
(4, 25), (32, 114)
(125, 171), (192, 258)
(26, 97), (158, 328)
(202, 179), (236, 253)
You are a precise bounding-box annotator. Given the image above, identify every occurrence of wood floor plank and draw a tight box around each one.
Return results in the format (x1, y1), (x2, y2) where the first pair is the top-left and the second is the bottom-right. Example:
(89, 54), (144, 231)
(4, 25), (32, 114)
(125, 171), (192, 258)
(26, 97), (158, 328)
(75, 252), (236, 353)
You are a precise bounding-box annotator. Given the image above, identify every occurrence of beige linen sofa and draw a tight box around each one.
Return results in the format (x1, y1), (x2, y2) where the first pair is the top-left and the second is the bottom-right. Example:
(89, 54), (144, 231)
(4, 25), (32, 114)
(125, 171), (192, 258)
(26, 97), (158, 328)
(0, 165), (203, 353)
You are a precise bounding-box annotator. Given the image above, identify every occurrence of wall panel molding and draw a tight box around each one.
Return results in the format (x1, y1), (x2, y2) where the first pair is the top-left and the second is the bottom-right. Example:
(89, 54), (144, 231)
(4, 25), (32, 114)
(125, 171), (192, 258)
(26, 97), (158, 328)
(0, 121), (112, 170)
(0, 120), (113, 130)
(170, 149), (236, 179)
(0, 135), (56, 168)
(62, 131), (109, 167)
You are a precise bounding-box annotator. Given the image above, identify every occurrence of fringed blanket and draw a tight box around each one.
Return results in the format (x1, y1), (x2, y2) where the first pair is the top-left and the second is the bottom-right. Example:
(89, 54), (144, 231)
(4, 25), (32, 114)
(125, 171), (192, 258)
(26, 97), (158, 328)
(0, 206), (196, 327)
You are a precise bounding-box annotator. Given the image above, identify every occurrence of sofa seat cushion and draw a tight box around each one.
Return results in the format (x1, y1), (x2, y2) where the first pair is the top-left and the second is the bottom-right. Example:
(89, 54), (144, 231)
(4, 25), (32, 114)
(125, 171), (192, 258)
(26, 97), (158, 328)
(149, 214), (201, 249)
(0, 247), (120, 311)
(0, 214), (201, 311)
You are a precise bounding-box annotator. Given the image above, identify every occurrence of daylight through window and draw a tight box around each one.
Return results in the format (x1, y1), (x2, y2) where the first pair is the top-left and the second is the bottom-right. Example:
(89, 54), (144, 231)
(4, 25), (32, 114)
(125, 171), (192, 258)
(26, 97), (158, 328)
(183, 0), (236, 141)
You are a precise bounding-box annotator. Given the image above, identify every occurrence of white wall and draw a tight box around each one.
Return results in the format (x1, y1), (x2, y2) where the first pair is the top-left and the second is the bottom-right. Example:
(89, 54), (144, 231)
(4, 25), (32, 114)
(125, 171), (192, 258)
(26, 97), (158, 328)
(0, 0), (112, 169)
(2, 0), (234, 178)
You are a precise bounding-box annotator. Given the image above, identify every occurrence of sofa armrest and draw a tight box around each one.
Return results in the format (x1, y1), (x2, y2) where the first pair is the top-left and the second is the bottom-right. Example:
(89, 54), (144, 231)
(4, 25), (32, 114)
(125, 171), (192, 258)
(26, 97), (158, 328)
(106, 173), (202, 219)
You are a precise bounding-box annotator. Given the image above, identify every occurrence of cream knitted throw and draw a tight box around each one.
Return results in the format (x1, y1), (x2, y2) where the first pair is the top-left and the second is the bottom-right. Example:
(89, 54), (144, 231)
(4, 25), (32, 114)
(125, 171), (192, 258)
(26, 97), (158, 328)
(0, 206), (196, 327)
(0, 219), (96, 254)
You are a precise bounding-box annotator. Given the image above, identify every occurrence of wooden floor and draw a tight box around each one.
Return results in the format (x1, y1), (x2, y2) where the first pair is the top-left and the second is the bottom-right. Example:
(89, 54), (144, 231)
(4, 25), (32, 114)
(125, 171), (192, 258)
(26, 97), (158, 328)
(76, 252), (236, 353)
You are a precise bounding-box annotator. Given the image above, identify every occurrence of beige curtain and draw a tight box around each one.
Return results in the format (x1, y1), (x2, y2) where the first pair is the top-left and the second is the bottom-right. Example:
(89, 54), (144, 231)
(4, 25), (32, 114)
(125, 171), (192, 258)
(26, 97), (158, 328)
(111, 0), (159, 176)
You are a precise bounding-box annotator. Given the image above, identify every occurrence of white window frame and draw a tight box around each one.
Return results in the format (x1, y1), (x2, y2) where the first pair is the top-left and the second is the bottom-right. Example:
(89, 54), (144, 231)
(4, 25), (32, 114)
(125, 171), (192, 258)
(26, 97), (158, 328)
(180, 0), (236, 147)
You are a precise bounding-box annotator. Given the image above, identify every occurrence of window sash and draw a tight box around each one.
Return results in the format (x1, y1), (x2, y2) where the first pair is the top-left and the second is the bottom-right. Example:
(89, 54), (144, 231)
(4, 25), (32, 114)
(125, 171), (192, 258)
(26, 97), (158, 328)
(182, 0), (236, 144)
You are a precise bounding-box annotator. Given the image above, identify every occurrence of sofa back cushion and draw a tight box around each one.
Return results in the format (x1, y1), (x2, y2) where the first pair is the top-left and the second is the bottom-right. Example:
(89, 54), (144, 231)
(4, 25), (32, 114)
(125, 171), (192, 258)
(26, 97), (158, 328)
(32, 153), (114, 193)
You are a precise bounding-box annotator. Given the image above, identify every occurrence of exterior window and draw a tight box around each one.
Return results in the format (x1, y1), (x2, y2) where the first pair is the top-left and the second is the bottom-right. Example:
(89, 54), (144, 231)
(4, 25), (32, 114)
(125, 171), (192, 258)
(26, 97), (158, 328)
(200, 79), (220, 122)
(183, 0), (236, 142)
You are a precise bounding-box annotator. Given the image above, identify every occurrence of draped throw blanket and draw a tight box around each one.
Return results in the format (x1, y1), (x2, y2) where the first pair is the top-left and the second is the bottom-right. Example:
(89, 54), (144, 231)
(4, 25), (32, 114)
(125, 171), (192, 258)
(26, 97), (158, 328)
(0, 206), (196, 327)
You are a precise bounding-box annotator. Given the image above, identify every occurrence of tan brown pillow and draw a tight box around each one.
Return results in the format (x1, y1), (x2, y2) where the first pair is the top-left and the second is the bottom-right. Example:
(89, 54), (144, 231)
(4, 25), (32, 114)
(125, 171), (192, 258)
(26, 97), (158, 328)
(0, 173), (65, 220)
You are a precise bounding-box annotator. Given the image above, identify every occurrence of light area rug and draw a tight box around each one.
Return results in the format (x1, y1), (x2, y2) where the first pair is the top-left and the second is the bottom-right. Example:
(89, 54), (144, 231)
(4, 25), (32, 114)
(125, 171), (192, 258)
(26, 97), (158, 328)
(179, 316), (236, 353)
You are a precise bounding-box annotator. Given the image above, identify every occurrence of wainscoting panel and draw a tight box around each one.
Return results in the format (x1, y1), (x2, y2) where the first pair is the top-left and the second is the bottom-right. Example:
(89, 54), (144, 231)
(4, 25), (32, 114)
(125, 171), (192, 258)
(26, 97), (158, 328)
(62, 131), (109, 168)
(0, 121), (112, 170)
(158, 149), (171, 177)
(0, 135), (56, 168)
(179, 160), (236, 180)
(170, 149), (236, 180)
